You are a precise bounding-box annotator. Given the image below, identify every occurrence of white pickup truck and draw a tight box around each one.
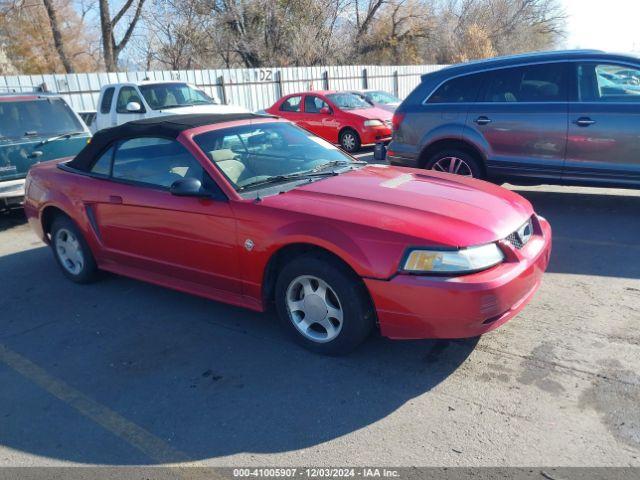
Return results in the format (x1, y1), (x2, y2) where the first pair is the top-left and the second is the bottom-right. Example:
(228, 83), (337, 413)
(94, 80), (248, 131)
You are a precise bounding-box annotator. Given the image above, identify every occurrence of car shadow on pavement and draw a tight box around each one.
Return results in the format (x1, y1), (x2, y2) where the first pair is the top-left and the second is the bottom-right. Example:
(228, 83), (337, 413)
(514, 189), (640, 279)
(0, 246), (478, 464)
(0, 209), (27, 232)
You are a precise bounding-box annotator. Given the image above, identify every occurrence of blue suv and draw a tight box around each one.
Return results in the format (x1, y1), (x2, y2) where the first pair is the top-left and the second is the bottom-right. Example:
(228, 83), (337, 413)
(388, 50), (640, 188)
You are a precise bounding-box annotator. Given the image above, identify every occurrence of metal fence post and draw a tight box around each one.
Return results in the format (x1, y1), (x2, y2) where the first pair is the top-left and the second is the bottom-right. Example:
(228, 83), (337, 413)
(323, 70), (329, 90)
(362, 68), (368, 89)
(393, 70), (399, 97)
(275, 70), (283, 99)
(217, 75), (227, 105)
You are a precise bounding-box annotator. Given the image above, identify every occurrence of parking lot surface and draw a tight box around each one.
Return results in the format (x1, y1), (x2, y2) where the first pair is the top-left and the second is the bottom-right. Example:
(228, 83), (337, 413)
(0, 157), (639, 466)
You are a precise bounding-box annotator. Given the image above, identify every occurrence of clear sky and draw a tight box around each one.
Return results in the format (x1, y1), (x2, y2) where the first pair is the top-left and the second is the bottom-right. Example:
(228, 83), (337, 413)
(561, 0), (640, 53)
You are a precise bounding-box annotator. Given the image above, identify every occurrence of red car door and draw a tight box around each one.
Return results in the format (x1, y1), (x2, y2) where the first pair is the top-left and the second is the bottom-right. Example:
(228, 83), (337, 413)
(86, 137), (241, 295)
(302, 94), (341, 143)
(271, 94), (305, 125)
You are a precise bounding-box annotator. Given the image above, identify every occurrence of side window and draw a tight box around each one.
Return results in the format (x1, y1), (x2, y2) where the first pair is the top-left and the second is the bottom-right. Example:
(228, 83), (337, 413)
(482, 64), (567, 103)
(304, 95), (328, 113)
(428, 74), (485, 103)
(112, 137), (215, 190)
(90, 146), (114, 176)
(578, 63), (640, 102)
(116, 87), (144, 113)
(280, 96), (302, 112)
(100, 87), (115, 114)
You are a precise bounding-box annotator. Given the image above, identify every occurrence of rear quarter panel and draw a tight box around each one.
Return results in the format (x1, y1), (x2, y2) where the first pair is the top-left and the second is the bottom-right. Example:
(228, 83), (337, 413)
(25, 161), (99, 256)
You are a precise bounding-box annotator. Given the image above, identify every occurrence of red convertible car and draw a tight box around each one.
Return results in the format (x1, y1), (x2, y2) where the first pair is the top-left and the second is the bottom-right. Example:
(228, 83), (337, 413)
(265, 91), (392, 153)
(24, 114), (551, 355)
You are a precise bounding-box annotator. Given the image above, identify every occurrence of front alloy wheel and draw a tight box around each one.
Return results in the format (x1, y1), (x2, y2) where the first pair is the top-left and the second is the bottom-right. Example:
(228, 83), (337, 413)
(339, 129), (361, 153)
(286, 275), (343, 343)
(275, 254), (373, 355)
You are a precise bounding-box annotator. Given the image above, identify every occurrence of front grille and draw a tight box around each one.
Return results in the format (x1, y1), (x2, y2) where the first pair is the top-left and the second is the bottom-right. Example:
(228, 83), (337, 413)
(505, 217), (533, 249)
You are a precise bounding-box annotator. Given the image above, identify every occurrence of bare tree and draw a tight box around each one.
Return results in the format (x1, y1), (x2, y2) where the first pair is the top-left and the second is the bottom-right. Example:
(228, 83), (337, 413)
(99, 0), (147, 71)
(41, 0), (74, 72)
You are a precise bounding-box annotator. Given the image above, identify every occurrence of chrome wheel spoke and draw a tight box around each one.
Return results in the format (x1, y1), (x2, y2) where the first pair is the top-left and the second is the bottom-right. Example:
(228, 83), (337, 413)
(433, 156), (473, 177)
(319, 318), (337, 338)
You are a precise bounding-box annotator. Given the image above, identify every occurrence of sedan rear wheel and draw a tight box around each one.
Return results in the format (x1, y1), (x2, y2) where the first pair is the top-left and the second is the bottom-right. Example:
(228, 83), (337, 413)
(50, 216), (99, 283)
(275, 254), (373, 355)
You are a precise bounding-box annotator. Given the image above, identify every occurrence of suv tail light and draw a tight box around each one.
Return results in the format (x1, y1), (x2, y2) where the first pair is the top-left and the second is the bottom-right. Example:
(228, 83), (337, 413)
(392, 112), (405, 131)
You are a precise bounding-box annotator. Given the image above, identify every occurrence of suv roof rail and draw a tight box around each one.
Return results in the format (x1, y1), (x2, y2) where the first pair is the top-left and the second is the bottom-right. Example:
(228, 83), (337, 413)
(421, 49), (611, 80)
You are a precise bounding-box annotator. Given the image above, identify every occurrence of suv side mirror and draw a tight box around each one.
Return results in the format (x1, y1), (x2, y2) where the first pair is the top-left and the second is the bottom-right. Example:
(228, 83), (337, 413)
(170, 177), (209, 197)
(126, 101), (142, 112)
(320, 106), (332, 115)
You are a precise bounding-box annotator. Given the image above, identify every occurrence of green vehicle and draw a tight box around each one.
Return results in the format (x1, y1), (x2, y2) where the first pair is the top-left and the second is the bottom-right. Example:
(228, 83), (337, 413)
(0, 93), (91, 210)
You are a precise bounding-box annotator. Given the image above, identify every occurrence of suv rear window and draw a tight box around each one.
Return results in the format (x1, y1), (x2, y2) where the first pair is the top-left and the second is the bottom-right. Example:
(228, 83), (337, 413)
(427, 74), (484, 103)
(481, 63), (568, 103)
(0, 98), (83, 139)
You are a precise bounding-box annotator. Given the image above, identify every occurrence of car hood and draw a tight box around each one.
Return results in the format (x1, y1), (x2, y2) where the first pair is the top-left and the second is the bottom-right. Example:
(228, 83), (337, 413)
(346, 107), (393, 121)
(374, 102), (399, 112)
(157, 104), (250, 115)
(262, 165), (534, 247)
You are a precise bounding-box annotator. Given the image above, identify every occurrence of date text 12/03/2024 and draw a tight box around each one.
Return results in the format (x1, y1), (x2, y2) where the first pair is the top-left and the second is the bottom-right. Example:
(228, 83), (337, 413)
(232, 468), (400, 478)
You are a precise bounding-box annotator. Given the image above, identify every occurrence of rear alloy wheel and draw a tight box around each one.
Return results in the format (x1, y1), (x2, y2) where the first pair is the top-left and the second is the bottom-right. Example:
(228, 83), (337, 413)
(275, 254), (373, 355)
(50, 216), (99, 283)
(339, 129), (361, 153)
(426, 149), (482, 179)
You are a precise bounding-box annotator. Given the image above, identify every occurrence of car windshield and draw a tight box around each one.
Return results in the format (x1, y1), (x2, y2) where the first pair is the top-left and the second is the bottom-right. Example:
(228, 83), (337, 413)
(365, 91), (400, 104)
(0, 98), (84, 139)
(326, 93), (371, 110)
(194, 122), (359, 191)
(139, 83), (214, 110)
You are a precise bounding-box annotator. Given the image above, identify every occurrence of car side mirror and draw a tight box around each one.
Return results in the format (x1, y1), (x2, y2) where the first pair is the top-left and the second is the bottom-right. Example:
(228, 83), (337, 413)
(126, 101), (142, 113)
(170, 177), (209, 197)
(320, 106), (332, 115)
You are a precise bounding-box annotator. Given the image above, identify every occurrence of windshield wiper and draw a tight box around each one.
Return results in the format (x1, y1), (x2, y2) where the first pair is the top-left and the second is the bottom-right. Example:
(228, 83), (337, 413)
(310, 160), (366, 172)
(37, 131), (85, 147)
(237, 160), (367, 192)
(237, 170), (341, 191)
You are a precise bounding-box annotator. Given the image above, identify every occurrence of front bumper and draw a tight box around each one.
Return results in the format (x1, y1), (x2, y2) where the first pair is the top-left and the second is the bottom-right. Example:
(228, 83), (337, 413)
(365, 216), (552, 339)
(0, 179), (26, 209)
(361, 126), (392, 146)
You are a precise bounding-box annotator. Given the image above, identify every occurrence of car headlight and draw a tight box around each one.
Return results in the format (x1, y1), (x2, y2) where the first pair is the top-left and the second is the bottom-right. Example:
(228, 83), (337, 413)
(364, 119), (384, 127)
(402, 243), (505, 274)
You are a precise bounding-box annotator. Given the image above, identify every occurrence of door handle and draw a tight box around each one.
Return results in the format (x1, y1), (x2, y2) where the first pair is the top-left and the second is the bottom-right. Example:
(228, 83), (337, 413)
(28, 150), (43, 159)
(108, 195), (123, 204)
(574, 117), (596, 127)
(475, 116), (492, 125)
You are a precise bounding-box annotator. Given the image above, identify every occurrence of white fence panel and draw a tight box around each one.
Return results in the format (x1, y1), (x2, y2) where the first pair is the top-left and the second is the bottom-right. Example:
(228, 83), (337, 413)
(0, 64), (446, 112)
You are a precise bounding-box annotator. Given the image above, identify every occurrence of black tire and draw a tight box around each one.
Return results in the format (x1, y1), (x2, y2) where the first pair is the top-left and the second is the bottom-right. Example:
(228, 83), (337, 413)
(425, 148), (483, 179)
(50, 215), (99, 284)
(275, 253), (374, 355)
(339, 128), (361, 153)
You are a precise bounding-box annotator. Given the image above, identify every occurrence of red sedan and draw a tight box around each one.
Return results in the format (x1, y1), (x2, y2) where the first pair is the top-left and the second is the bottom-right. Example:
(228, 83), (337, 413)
(24, 114), (551, 355)
(265, 91), (392, 153)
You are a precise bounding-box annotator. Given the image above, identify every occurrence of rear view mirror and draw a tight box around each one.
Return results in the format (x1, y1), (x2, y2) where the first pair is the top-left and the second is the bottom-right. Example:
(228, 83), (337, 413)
(170, 177), (209, 197)
(320, 106), (332, 115)
(126, 101), (142, 112)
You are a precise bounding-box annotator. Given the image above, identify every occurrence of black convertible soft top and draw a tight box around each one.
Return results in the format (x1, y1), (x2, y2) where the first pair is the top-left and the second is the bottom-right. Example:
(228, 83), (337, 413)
(67, 113), (271, 171)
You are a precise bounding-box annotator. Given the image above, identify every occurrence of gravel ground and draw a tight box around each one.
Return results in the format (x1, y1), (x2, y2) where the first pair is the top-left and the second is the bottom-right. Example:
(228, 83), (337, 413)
(0, 176), (638, 467)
